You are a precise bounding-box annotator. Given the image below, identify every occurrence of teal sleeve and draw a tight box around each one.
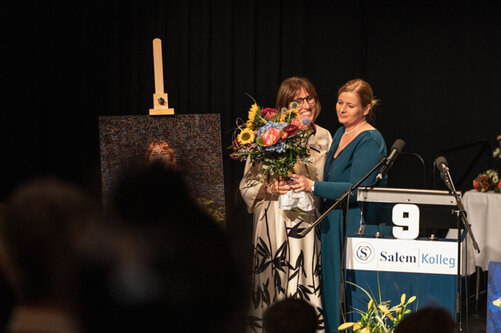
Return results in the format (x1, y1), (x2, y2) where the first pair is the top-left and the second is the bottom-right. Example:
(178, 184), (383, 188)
(313, 135), (386, 202)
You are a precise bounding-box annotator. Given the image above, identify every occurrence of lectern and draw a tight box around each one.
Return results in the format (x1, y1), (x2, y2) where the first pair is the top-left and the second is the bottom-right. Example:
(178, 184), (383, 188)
(345, 187), (463, 322)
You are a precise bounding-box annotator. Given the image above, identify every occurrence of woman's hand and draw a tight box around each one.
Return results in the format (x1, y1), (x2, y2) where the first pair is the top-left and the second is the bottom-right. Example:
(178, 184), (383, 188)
(266, 177), (291, 195)
(289, 174), (314, 193)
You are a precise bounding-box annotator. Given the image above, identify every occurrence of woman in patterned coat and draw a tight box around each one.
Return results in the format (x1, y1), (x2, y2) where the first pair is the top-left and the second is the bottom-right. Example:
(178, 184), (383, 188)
(240, 77), (332, 333)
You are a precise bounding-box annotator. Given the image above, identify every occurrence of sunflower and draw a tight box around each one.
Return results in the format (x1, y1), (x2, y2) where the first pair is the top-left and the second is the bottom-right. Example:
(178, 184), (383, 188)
(280, 108), (299, 123)
(237, 128), (255, 145)
(246, 103), (259, 128)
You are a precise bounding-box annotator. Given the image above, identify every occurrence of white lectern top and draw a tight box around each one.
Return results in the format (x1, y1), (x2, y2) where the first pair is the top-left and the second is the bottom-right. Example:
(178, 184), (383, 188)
(357, 187), (459, 206)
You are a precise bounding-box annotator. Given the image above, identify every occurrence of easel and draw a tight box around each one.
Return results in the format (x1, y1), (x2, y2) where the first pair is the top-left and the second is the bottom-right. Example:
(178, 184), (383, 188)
(149, 38), (175, 115)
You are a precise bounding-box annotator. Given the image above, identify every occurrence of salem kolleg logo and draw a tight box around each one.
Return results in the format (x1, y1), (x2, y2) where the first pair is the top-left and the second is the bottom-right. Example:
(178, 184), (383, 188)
(354, 242), (375, 264)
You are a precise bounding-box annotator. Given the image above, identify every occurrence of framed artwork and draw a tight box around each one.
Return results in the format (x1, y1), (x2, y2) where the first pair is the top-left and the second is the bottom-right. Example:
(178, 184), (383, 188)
(98, 114), (226, 225)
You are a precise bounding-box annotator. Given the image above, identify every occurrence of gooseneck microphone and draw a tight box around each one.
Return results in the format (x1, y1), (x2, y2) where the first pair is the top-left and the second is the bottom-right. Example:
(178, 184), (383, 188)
(435, 155), (449, 171)
(375, 139), (406, 182)
(434, 155), (480, 254)
(435, 156), (452, 191)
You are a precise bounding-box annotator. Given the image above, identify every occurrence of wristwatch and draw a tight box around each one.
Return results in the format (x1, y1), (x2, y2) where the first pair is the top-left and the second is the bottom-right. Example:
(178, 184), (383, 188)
(311, 182), (315, 192)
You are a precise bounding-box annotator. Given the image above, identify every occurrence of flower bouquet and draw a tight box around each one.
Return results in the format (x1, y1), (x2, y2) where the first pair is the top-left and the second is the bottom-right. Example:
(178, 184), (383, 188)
(229, 97), (316, 210)
(473, 169), (501, 193)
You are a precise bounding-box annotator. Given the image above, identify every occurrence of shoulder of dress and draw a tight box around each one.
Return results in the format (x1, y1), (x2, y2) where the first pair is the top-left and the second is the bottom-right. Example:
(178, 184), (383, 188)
(354, 128), (380, 140)
(313, 125), (332, 139)
(310, 125), (333, 150)
(355, 129), (387, 152)
(363, 128), (385, 142)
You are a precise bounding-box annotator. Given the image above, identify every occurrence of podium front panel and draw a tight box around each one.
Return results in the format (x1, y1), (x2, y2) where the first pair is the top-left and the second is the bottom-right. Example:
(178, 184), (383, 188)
(345, 236), (457, 321)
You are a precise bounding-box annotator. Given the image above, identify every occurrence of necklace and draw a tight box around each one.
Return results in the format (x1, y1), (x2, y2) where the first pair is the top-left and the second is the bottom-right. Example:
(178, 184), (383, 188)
(344, 120), (367, 135)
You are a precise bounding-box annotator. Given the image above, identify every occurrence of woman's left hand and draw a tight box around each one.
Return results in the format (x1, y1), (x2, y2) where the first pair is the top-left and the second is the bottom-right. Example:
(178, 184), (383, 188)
(288, 174), (314, 193)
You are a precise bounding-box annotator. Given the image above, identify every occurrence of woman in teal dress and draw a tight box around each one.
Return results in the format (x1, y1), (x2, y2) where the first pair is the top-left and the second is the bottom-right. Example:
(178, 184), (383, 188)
(289, 78), (387, 332)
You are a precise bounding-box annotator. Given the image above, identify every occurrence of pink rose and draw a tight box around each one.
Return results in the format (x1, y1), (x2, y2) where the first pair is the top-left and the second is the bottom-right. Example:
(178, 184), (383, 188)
(260, 128), (281, 146)
(261, 107), (278, 120)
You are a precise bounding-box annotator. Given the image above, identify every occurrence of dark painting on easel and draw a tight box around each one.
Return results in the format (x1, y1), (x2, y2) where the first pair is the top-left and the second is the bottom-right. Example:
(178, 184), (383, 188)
(98, 114), (226, 225)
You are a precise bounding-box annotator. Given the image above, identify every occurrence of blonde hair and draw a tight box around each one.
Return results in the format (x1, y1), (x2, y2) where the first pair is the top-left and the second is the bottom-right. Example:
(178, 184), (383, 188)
(275, 76), (321, 120)
(338, 78), (378, 124)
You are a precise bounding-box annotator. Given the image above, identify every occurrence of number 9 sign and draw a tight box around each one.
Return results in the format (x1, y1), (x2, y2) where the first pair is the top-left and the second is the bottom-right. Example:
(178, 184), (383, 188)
(392, 204), (420, 239)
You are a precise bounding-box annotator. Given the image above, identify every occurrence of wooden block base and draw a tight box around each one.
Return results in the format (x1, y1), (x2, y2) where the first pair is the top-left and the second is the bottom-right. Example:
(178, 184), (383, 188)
(149, 108), (175, 116)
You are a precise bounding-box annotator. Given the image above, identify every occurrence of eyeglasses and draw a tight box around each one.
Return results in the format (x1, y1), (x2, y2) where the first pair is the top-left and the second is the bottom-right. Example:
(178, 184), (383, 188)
(292, 96), (316, 107)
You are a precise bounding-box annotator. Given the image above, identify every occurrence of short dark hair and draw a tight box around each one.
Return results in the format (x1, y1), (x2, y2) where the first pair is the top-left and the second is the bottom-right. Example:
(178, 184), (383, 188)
(394, 306), (455, 333)
(1, 177), (95, 304)
(263, 298), (318, 333)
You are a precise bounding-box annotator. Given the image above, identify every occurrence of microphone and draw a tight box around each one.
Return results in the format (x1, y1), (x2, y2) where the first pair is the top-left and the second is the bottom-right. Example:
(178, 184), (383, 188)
(435, 156), (452, 190)
(435, 156), (449, 174)
(375, 139), (406, 182)
(434, 155), (480, 254)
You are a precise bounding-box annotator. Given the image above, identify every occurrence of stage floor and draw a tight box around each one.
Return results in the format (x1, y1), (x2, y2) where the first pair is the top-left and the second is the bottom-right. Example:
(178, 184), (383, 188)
(467, 305), (486, 333)
(464, 269), (487, 333)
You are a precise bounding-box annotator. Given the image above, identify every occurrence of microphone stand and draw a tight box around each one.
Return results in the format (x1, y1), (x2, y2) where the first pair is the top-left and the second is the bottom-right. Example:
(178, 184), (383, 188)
(291, 156), (386, 327)
(442, 168), (480, 333)
(443, 167), (479, 254)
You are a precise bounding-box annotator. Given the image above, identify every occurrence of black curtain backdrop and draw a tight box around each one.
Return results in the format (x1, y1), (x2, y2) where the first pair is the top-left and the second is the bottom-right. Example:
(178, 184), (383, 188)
(2, 1), (500, 266)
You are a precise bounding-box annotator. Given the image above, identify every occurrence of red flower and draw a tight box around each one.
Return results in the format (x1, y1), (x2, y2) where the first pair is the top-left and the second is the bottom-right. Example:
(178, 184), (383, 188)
(474, 174), (491, 192)
(498, 179), (501, 190)
(481, 176), (491, 191)
(261, 107), (278, 120)
(260, 128), (281, 146)
(283, 124), (299, 136)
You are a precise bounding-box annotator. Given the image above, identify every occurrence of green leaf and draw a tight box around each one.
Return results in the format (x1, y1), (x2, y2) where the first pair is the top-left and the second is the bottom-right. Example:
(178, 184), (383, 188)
(244, 92), (258, 106)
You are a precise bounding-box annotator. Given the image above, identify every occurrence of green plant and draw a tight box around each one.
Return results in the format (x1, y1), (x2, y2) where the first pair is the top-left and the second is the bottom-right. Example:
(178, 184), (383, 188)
(338, 281), (416, 333)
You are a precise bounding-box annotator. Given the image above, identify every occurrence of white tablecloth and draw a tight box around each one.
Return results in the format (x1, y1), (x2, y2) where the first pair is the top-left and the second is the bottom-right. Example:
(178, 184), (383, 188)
(462, 190), (501, 271)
